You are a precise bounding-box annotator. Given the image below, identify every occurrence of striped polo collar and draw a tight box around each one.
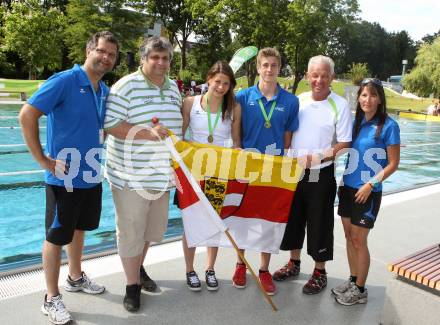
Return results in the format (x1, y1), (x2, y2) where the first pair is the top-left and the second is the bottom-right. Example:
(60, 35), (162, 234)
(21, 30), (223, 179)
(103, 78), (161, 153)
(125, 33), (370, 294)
(138, 67), (170, 90)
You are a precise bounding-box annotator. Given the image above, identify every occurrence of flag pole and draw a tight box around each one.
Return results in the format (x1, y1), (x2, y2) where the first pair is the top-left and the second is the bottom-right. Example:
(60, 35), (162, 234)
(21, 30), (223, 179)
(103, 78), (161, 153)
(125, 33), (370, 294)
(164, 134), (278, 312)
(224, 230), (278, 311)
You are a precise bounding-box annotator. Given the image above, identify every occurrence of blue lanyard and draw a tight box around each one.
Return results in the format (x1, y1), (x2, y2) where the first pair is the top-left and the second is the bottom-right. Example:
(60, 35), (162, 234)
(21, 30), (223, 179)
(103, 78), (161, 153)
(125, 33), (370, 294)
(91, 84), (104, 129)
(81, 66), (105, 128)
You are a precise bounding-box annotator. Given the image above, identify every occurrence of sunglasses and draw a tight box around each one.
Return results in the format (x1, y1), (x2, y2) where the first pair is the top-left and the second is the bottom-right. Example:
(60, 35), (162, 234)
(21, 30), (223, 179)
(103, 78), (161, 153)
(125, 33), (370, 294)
(361, 78), (382, 87)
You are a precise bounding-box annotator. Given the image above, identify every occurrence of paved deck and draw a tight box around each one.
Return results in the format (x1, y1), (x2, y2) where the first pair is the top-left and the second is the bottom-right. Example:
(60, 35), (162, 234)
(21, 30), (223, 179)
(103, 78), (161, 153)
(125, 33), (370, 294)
(1, 184), (439, 325)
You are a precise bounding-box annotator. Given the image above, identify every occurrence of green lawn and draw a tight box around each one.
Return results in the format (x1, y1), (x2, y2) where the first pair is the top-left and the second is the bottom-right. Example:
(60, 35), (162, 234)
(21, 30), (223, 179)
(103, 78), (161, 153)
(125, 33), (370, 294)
(0, 78), (43, 99)
(384, 90), (432, 112)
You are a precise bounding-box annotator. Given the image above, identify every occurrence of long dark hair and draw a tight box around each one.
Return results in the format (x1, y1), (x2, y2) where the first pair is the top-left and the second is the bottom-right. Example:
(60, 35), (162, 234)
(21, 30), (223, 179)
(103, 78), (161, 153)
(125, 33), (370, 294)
(205, 60), (237, 120)
(353, 81), (387, 140)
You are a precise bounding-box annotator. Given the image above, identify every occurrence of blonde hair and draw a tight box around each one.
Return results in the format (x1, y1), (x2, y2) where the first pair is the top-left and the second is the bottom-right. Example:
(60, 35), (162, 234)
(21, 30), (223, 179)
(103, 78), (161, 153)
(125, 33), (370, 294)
(257, 47), (281, 67)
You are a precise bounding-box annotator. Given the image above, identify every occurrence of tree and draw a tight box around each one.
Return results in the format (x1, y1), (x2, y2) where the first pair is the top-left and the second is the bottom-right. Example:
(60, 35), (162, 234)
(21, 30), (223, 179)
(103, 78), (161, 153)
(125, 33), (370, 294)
(64, 0), (112, 64)
(42, 0), (69, 12)
(283, 0), (359, 93)
(333, 21), (416, 80)
(0, 5), (5, 50)
(403, 36), (440, 97)
(146, 0), (200, 71)
(389, 31), (416, 76)
(2, 0), (66, 79)
(336, 21), (390, 79)
(0, 0), (12, 10)
(188, 0), (235, 78)
(222, 0), (290, 86)
(421, 29), (440, 45)
(64, 0), (147, 65)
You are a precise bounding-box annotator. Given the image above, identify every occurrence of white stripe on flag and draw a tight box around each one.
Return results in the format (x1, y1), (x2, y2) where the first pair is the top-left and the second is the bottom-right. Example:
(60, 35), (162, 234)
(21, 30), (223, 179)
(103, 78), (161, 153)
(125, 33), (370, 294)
(197, 216), (286, 254)
(165, 136), (227, 240)
(181, 201), (224, 247)
(223, 193), (243, 207)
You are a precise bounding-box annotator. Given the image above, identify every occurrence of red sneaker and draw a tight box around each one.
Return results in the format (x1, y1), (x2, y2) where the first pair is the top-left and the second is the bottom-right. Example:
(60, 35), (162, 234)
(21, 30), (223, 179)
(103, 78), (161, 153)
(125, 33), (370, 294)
(259, 271), (276, 295)
(232, 263), (246, 288)
(272, 260), (300, 281)
(303, 270), (327, 295)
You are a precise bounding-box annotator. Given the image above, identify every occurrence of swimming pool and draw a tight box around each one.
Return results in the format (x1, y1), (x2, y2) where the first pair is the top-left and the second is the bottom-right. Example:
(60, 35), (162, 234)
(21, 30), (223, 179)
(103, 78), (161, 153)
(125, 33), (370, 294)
(1, 105), (440, 272)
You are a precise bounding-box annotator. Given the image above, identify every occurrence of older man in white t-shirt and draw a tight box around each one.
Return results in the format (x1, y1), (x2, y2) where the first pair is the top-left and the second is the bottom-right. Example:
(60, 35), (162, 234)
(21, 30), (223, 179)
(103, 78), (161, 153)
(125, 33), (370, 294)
(273, 55), (352, 295)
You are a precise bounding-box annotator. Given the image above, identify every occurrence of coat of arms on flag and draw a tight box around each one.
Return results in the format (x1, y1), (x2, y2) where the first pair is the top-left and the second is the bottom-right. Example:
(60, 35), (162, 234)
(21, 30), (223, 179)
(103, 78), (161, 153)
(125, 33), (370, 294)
(170, 136), (303, 254)
(202, 178), (248, 217)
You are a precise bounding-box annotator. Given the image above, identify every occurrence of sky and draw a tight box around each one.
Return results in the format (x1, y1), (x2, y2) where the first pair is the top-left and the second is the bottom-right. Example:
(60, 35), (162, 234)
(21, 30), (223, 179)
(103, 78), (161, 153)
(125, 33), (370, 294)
(358, 0), (440, 41)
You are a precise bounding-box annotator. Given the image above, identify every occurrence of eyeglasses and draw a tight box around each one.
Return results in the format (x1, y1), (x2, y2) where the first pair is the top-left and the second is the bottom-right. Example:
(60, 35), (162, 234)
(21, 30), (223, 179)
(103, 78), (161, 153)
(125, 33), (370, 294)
(95, 48), (117, 59)
(361, 78), (382, 86)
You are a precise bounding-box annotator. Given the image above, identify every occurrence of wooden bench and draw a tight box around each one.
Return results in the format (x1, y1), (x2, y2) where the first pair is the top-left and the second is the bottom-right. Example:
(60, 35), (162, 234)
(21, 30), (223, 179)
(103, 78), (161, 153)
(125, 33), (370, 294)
(388, 243), (440, 291)
(0, 90), (27, 101)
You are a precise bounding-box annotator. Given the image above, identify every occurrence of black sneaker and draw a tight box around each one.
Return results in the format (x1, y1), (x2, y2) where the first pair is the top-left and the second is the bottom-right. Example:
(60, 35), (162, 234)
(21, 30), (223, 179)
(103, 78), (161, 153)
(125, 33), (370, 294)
(186, 271), (201, 291)
(123, 284), (141, 312)
(205, 270), (219, 291)
(140, 265), (157, 292)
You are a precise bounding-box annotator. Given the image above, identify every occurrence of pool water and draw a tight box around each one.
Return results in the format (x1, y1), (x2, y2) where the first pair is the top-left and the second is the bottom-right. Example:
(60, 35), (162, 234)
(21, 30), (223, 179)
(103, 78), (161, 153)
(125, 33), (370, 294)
(1, 106), (440, 272)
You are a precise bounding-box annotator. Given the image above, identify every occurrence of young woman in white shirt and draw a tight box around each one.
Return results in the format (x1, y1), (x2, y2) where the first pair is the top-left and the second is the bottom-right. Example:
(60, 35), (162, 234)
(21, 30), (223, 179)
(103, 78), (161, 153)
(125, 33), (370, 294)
(180, 61), (241, 291)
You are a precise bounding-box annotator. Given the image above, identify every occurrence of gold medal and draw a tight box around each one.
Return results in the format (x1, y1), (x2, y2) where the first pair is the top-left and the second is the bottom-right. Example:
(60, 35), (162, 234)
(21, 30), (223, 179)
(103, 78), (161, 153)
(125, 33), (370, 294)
(258, 99), (276, 130)
(206, 95), (222, 145)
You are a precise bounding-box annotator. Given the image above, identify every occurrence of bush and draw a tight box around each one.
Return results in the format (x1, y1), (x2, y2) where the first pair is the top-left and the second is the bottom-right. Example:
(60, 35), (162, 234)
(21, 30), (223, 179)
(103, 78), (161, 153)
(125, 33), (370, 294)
(347, 63), (369, 85)
(179, 70), (193, 86)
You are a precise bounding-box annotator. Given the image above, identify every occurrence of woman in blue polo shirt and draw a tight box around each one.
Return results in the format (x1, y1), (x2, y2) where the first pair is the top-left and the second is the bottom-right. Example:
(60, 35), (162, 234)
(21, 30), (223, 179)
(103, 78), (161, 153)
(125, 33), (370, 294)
(333, 78), (400, 306)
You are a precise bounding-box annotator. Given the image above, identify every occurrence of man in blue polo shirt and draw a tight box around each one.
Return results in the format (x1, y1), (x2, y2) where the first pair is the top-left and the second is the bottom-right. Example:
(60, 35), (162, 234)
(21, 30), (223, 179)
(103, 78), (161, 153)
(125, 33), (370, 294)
(19, 31), (119, 325)
(233, 47), (299, 296)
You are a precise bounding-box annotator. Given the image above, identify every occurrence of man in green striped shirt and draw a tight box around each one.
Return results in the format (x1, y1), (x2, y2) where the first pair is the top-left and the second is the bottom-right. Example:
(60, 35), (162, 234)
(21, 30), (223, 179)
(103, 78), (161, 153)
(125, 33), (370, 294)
(104, 36), (182, 312)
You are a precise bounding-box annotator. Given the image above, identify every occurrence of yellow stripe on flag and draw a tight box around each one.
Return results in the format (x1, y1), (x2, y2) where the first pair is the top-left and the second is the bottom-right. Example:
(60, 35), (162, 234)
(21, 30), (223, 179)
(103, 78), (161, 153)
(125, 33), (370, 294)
(170, 135), (302, 191)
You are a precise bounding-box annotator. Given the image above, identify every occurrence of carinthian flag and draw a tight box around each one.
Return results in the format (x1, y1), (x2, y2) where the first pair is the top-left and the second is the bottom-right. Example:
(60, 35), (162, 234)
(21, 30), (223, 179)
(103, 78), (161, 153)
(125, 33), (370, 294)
(166, 136), (302, 254)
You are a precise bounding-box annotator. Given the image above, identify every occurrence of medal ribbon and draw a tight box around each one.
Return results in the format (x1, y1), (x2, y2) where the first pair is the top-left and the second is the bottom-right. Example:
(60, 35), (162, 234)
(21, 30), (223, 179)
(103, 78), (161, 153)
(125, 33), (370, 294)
(206, 95), (222, 137)
(258, 99), (276, 126)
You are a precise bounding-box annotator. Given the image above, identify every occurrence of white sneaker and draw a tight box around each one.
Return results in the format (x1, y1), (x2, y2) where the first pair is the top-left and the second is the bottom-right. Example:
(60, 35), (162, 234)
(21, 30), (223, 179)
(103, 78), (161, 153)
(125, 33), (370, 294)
(335, 284), (368, 305)
(331, 279), (353, 296)
(41, 294), (72, 325)
(64, 271), (105, 294)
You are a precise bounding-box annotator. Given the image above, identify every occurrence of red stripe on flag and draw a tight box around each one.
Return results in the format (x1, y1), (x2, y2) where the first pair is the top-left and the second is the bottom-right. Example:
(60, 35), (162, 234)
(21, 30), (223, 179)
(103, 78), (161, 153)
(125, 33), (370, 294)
(232, 186), (294, 223)
(175, 167), (199, 209)
(221, 206), (239, 217)
(225, 180), (248, 194)
(175, 166), (294, 223)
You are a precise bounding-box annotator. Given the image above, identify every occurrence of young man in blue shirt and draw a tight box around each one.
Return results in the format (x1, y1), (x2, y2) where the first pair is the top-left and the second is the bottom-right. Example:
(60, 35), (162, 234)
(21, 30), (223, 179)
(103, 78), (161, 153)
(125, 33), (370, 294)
(19, 31), (119, 325)
(233, 47), (299, 295)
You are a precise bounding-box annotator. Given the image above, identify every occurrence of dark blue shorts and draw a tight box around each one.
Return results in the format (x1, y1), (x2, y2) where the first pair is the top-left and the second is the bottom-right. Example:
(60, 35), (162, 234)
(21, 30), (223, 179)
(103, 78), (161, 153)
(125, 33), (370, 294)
(45, 183), (102, 245)
(337, 185), (382, 229)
